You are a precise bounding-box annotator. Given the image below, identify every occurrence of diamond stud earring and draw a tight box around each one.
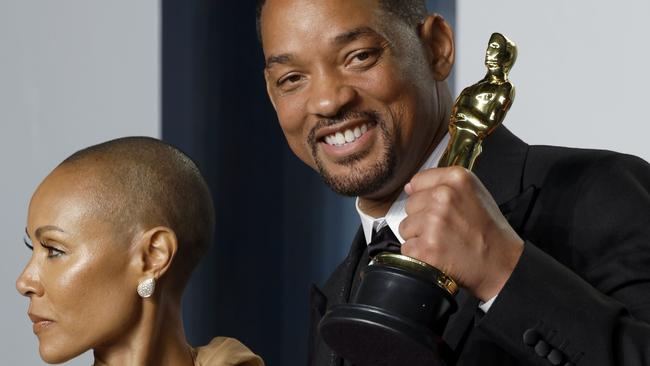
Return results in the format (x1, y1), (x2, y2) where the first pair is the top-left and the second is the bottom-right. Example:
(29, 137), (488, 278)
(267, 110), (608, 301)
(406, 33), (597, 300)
(137, 277), (156, 298)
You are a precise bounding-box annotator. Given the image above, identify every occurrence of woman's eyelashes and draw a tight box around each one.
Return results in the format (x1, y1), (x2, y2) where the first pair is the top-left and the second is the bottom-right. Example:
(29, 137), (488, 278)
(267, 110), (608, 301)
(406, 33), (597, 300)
(41, 241), (65, 258)
(23, 237), (34, 250)
(23, 236), (65, 258)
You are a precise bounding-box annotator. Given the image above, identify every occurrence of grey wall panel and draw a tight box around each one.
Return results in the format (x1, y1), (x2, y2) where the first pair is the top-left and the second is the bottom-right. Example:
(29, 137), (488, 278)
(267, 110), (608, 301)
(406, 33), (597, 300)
(0, 1), (160, 365)
(456, 0), (650, 161)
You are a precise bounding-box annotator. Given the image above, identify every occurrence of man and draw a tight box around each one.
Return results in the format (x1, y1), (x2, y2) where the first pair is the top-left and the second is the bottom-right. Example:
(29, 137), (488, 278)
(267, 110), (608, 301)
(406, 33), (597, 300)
(256, 0), (650, 365)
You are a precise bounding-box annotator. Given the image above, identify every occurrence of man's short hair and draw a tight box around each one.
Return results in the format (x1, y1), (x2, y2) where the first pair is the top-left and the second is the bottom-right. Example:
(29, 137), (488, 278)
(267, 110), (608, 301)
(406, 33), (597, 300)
(60, 136), (215, 286)
(255, 0), (428, 42)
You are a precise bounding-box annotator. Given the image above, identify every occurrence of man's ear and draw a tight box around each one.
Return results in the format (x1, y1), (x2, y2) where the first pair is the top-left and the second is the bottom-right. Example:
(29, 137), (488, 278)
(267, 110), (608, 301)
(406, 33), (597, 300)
(419, 14), (455, 81)
(134, 226), (178, 280)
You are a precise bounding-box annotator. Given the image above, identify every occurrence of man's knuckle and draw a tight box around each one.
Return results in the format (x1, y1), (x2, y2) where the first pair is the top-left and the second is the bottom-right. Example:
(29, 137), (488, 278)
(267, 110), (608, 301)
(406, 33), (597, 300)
(434, 186), (454, 205)
(424, 209), (440, 225)
(449, 167), (471, 186)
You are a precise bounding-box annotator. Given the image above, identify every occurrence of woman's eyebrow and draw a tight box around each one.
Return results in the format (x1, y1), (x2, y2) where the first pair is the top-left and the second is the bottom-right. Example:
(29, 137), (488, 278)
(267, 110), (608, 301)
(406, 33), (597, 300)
(32, 225), (66, 241)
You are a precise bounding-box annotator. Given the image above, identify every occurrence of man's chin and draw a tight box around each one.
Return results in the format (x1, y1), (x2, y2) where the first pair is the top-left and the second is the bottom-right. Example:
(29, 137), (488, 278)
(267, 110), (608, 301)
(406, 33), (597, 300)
(312, 125), (397, 197)
(321, 176), (377, 197)
(317, 160), (395, 197)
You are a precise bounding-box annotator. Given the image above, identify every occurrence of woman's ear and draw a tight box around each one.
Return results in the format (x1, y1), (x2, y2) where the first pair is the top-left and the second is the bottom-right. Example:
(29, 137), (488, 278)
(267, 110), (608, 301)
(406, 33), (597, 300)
(419, 14), (455, 81)
(135, 226), (178, 280)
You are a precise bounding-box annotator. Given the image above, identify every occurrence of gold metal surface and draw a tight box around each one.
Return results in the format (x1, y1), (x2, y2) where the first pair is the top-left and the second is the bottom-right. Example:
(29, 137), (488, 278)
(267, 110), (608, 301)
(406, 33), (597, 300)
(371, 252), (459, 295)
(439, 32), (517, 169)
(381, 33), (518, 297)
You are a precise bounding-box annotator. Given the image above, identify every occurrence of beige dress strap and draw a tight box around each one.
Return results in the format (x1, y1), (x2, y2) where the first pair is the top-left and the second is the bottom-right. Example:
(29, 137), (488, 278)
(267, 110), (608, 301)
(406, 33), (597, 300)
(191, 337), (264, 366)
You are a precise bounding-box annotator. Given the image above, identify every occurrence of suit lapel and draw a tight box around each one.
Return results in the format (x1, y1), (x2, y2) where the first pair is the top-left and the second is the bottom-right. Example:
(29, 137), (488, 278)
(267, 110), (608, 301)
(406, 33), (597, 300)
(499, 185), (539, 233)
(474, 126), (529, 206)
(321, 228), (367, 305)
(309, 228), (367, 366)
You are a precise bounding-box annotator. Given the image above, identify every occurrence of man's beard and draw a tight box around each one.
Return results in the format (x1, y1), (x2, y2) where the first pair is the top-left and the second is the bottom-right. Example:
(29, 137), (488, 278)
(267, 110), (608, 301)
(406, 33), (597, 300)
(308, 110), (398, 197)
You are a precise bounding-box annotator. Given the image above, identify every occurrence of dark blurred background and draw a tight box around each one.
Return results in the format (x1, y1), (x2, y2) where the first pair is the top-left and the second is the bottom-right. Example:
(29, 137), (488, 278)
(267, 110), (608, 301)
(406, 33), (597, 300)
(162, 1), (455, 364)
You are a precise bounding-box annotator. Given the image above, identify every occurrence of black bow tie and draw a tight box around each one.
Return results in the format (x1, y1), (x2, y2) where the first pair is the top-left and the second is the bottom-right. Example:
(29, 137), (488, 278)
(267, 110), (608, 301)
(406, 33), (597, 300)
(368, 225), (402, 258)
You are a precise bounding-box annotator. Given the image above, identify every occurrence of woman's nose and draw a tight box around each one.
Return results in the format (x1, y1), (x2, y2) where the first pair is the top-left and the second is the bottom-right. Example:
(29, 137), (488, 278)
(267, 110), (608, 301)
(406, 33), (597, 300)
(16, 258), (43, 297)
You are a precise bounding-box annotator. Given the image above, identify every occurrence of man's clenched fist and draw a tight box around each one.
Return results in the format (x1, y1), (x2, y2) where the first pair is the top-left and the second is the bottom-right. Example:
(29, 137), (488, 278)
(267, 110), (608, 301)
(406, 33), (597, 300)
(400, 166), (524, 301)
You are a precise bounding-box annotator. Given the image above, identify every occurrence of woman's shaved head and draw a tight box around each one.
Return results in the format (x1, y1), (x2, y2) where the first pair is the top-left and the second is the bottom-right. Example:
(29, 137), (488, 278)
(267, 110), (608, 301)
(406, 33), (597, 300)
(17, 137), (215, 363)
(58, 136), (215, 284)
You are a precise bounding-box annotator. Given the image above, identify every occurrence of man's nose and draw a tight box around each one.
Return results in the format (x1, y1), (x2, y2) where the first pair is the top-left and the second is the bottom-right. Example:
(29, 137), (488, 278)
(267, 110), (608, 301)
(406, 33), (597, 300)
(306, 73), (357, 118)
(16, 259), (43, 298)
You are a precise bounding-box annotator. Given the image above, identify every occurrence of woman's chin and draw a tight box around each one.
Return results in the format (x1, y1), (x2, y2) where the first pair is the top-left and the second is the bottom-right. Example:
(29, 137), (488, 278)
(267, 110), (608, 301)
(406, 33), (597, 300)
(39, 343), (84, 364)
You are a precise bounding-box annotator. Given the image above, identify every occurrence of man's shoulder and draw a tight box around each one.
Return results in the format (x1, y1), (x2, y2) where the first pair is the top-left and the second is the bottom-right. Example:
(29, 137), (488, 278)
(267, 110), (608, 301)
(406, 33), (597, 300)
(524, 144), (649, 187)
(528, 143), (634, 164)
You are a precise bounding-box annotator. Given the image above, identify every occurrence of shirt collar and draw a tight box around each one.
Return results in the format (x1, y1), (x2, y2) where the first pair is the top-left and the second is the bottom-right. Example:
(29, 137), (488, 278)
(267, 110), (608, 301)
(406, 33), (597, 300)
(356, 133), (450, 244)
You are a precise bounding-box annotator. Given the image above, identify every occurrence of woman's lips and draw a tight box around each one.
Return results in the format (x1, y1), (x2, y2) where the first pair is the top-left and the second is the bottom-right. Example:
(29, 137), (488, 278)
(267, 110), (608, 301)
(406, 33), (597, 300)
(29, 313), (54, 334)
(32, 320), (54, 334)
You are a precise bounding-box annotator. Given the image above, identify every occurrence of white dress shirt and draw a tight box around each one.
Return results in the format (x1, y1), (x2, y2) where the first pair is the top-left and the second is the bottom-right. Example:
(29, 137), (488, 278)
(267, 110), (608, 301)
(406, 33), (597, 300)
(354, 133), (497, 313)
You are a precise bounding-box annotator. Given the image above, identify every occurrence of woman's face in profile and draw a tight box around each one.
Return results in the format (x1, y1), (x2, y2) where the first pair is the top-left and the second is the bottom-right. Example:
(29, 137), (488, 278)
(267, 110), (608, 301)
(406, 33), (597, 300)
(16, 167), (142, 364)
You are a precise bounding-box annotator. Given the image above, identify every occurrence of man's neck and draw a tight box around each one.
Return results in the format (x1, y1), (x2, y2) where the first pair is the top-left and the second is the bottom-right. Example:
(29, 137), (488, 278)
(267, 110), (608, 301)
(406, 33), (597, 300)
(357, 189), (402, 218)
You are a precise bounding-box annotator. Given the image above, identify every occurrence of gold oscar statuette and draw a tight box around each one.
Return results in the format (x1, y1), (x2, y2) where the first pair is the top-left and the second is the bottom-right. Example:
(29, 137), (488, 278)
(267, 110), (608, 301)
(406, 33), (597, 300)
(440, 32), (517, 169)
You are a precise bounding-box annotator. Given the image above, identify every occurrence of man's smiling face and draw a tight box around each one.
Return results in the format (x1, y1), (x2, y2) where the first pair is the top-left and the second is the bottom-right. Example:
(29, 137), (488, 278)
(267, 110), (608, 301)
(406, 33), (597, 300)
(261, 0), (450, 200)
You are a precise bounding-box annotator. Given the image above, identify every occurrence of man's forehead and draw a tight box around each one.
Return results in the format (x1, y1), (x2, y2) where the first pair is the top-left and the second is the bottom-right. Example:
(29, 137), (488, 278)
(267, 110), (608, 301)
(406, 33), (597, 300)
(262, 0), (380, 18)
(261, 0), (386, 44)
(261, 0), (394, 61)
(265, 26), (386, 69)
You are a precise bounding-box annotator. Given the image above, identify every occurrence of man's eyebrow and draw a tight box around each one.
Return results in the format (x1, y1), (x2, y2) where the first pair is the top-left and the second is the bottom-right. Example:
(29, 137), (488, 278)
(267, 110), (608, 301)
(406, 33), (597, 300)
(265, 54), (293, 69)
(333, 27), (382, 46)
(265, 27), (383, 70)
(33, 225), (65, 240)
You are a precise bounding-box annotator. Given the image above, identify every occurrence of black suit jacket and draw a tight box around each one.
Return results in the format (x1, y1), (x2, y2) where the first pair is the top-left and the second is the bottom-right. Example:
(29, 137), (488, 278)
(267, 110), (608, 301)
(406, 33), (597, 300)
(308, 127), (650, 366)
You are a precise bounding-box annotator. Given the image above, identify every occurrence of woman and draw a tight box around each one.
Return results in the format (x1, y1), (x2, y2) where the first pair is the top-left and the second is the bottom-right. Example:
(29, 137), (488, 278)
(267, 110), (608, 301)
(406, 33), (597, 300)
(16, 137), (264, 366)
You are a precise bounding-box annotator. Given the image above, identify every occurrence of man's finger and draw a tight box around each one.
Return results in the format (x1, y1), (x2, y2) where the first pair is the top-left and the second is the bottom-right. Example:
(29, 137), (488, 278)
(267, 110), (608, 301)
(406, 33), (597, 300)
(398, 215), (418, 241)
(404, 184), (458, 216)
(405, 166), (474, 194)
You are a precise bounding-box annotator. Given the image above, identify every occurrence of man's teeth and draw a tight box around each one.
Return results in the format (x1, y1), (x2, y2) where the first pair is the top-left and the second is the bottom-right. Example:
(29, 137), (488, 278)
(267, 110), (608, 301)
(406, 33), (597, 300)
(324, 124), (369, 146)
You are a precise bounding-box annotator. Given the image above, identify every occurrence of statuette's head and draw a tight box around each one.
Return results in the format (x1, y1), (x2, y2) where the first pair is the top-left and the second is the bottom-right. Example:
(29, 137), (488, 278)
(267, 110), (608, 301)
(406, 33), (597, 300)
(485, 32), (517, 75)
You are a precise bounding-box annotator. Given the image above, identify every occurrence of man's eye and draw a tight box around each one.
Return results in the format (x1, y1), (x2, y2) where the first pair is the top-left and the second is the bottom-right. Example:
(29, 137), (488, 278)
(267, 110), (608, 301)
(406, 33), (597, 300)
(355, 52), (371, 61)
(278, 74), (303, 86)
(276, 73), (306, 93)
(347, 49), (380, 68)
